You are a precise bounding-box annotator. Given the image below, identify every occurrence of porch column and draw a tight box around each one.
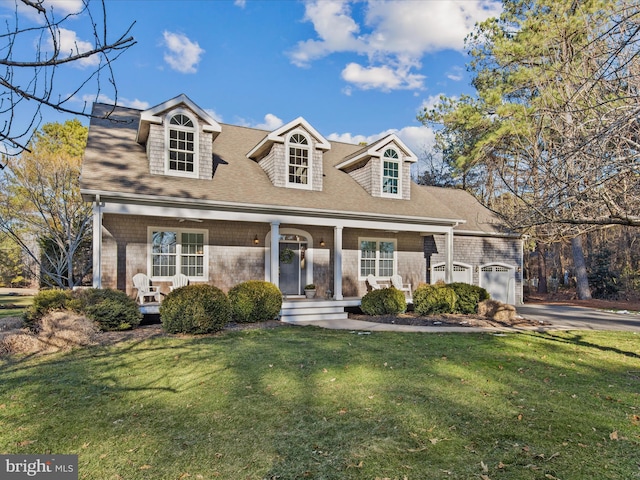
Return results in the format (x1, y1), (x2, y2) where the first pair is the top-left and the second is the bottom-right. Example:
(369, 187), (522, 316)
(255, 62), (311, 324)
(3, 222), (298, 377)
(444, 228), (454, 283)
(270, 221), (280, 288)
(333, 226), (343, 300)
(92, 196), (103, 288)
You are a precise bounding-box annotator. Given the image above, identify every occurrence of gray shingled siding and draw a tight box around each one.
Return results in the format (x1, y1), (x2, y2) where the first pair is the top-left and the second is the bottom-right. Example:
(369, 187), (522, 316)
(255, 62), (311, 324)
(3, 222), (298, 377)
(401, 161), (411, 201)
(349, 162), (372, 195)
(342, 228), (426, 298)
(258, 146), (279, 186)
(424, 234), (523, 303)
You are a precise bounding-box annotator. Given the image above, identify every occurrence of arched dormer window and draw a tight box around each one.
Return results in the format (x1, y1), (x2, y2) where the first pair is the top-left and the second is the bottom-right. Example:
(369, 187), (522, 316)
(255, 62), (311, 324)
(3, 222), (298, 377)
(382, 148), (400, 196)
(166, 112), (198, 177)
(287, 132), (311, 188)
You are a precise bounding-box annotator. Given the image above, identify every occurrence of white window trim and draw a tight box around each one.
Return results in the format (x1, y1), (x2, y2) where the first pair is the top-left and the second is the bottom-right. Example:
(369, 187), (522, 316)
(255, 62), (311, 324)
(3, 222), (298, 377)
(285, 129), (312, 190)
(164, 109), (199, 178)
(358, 237), (397, 280)
(380, 148), (402, 198)
(147, 226), (208, 281)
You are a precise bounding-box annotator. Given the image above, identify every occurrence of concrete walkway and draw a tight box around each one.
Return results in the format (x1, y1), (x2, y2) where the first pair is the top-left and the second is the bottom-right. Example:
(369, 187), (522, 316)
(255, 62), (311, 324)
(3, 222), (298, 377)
(284, 303), (640, 333)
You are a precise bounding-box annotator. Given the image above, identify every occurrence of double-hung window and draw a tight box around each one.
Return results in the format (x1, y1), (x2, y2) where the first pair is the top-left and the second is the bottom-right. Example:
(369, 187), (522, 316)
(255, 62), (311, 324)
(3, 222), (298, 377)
(382, 148), (400, 196)
(150, 228), (207, 280)
(359, 238), (396, 278)
(287, 132), (310, 187)
(167, 113), (197, 176)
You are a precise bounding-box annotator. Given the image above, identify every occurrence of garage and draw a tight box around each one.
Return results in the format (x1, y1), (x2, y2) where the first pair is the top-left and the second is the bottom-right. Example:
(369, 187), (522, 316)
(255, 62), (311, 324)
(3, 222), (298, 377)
(480, 264), (515, 304)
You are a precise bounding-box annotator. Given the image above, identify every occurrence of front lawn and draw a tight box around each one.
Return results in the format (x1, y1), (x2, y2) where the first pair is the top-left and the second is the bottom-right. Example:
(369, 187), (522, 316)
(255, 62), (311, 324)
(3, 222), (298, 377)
(1, 327), (638, 479)
(0, 292), (33, 319)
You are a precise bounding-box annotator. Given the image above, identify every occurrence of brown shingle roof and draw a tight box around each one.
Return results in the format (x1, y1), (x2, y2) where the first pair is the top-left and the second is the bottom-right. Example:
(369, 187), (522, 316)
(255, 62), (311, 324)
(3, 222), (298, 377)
(81, 103), (511, 235)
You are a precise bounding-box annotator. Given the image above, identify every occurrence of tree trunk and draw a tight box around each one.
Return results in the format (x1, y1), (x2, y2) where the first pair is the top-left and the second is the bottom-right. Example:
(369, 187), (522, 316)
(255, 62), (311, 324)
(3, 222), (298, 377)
(536, 242), (548, 294)
(572, 235), (592, 300)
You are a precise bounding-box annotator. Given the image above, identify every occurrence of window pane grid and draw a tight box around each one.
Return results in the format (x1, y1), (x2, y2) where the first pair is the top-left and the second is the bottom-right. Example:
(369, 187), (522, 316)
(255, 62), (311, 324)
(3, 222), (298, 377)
(383, 160), (399, 194)
(168, 126), (195, 173)
(151, 230), (204, 279)
(289, 146), (309, 184)
(360, 240), (394, 277)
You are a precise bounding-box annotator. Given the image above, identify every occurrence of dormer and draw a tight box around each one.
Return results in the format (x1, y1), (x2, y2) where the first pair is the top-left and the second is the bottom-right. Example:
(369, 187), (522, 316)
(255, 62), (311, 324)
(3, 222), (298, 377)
(247, 117), (330, 191)
(335, 134), (417, 200)
(136, 94), (222, 179)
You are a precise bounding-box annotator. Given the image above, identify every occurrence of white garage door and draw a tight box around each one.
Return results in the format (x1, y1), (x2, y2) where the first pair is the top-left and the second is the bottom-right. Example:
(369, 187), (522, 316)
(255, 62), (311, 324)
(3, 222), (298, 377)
(431, 263), (472, 284)
(480, 264), (514, 304)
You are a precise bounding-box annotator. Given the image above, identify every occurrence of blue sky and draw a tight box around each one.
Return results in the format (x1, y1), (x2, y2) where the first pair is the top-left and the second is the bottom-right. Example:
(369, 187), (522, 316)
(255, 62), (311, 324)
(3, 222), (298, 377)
(3, 0), (502, 157)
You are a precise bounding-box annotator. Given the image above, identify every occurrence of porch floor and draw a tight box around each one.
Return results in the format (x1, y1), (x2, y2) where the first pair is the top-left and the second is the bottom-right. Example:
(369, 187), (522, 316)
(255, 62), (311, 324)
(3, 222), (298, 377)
(138, 297), (362, 319)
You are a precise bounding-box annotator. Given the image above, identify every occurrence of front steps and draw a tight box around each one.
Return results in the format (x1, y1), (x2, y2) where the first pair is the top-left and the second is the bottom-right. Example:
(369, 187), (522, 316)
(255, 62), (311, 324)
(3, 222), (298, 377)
(280, 298), (360, 324)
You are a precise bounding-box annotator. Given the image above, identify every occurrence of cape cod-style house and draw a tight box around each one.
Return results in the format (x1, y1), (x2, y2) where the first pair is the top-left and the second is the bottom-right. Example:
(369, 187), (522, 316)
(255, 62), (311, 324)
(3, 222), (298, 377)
(80, 94), (523, 321)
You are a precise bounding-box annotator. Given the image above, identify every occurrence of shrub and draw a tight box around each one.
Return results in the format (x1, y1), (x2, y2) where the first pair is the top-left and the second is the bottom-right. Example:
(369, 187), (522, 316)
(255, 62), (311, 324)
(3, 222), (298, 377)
(73, 288), (142, 331)
(23, 289), (72, 326)
(449, 283), (490, 314)
(414, 283), (458, 315)
(360, 287), (407, 315)
(160, 284), (231, 334)
(229, 280), (282, 323)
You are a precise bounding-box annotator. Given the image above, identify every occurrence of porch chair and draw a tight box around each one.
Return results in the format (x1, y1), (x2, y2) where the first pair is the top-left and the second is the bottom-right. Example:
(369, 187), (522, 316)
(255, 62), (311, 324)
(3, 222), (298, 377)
(133, 273), (161, 304)
(170, 273), (189, 291)
(391, 274), (412, 302)
(366, 274), (383, 291)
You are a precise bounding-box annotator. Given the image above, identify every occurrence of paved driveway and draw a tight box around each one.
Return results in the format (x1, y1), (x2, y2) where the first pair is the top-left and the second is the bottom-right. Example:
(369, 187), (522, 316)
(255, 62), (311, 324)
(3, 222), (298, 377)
(517, 303), (640, 332)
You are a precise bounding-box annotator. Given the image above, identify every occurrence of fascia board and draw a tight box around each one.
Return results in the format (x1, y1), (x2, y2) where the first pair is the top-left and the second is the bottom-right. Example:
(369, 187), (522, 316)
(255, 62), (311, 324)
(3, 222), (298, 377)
(82, 189), (465, 229)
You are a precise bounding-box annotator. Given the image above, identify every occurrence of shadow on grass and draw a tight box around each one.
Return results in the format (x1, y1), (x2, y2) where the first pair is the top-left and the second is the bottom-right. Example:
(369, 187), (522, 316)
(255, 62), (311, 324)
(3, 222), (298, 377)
(1, 327), (638, 479)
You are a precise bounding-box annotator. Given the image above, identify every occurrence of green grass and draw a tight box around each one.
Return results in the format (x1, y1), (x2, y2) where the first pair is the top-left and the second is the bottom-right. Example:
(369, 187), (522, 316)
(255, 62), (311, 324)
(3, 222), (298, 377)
(0, 292), (33, 319)
(1, 327), (639, 479)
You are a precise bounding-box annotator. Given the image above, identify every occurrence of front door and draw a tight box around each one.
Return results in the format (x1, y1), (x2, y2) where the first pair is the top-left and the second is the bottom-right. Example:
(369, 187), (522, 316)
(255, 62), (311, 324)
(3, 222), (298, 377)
(279, 242), (307, 295)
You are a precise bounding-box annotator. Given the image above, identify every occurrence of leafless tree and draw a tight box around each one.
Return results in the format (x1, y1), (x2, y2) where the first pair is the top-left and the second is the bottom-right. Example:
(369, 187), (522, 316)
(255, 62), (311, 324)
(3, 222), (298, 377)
(0, 0), (135, 159)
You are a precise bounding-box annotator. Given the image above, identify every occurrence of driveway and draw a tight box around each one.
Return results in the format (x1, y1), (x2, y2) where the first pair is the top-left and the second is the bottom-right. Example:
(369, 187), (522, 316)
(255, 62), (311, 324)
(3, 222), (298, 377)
(517, 303), (640, 332)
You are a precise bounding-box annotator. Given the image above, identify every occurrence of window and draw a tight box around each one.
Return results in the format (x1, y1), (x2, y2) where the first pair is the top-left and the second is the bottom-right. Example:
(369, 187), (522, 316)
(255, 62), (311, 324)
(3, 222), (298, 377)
(382, 148), (400, 196)
(287, 132), (310, 187)
(150, 228), (206, 279)
(167, 113), (197, 176)
(359, 238), (396, 278)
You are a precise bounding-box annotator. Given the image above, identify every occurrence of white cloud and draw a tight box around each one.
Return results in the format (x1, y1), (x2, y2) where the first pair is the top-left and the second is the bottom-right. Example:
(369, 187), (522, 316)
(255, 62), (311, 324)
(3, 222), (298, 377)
(79, 94), (150, 109)
(327, 124), (434, 155)
(162, 31), (205, 74)
(341, 62), (425, 92)
(289, 0), (501, 91)
(253, 113), (284, 130)
(17, 0), (85, 23)
(236, 113), (284, 130)
(205, 109), (223, 123)
(47, 27), (99, 68)
(446, 66), (464, 82)
(234, 0), (247, 8)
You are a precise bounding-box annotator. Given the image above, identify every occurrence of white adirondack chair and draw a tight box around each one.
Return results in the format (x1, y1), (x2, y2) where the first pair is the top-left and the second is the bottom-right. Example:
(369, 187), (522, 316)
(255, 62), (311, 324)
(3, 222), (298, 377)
(367, 274), (383, 291)
(170, 273), (189, 291)
(390, 274), (412, 302)
(133, 273), (161, 304)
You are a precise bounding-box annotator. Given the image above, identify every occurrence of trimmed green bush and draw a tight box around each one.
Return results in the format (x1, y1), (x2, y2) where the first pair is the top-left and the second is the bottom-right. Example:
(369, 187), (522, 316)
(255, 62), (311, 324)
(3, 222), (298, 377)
(229, 280), (282, 323)
(23, 289), (72, 326)
(360, 287), (407, 315)
(160, 284), (231, 334)
(414, 283), (458, 315)
(449, 282), (490, 314)
(73, 288), (142, 331)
